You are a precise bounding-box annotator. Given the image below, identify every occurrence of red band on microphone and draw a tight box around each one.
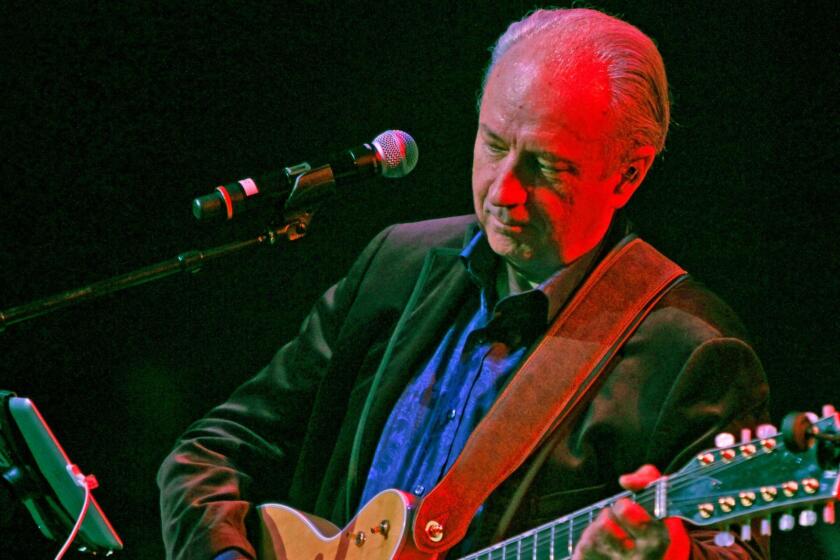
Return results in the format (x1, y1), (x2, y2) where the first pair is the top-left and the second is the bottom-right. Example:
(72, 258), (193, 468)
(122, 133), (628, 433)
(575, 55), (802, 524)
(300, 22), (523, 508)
(215, 186), (234, 220)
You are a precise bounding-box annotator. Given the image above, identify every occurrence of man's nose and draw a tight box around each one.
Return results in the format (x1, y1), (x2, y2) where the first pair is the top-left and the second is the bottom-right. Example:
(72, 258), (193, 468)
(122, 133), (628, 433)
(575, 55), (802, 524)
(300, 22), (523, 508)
(488, 161), (528, 207)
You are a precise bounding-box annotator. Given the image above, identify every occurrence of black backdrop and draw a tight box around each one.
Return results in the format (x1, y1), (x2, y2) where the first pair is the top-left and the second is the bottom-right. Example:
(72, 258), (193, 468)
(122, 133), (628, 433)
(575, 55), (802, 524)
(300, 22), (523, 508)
(2, 1), (837, 558)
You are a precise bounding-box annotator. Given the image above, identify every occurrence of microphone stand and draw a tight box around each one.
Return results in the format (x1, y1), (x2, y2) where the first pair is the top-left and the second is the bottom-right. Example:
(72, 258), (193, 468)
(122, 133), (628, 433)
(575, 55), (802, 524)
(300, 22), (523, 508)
(0, 211), (314, 333)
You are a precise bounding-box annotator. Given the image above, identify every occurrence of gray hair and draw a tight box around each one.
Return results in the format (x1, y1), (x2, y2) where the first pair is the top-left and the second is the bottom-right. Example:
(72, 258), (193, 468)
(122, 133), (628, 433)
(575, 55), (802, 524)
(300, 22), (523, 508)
(482, 8), (670, 157)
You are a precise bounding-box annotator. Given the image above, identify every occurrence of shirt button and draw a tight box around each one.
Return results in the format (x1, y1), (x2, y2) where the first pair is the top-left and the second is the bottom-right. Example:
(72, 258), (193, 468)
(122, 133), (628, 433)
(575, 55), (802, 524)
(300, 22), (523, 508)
(447, 409), (457, 421)
(412, 484), (425, 496)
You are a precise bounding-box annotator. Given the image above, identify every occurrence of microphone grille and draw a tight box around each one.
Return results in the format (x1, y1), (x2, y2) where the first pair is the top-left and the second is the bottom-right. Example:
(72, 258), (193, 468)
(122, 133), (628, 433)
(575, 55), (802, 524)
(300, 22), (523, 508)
(372, 130), (419, 178)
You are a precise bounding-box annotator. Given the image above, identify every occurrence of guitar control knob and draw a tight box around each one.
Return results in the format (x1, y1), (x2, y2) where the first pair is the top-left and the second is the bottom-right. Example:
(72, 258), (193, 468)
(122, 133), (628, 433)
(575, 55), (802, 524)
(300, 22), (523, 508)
(715, 432), (735, 448)
(370, 520), (390, 537)
(779, 513), (795, 531)
(354, 531), (367, 546)
(799, 509), (818, 527)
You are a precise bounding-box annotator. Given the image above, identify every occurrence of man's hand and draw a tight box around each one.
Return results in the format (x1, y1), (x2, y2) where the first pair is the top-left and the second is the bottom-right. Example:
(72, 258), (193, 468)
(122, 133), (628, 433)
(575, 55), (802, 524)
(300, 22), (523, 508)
(572, 465), (689, 559)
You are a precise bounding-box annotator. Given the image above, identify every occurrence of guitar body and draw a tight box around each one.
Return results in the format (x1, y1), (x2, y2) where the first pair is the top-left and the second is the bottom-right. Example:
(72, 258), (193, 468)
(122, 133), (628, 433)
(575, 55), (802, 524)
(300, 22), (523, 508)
(258, 489), (437, 560)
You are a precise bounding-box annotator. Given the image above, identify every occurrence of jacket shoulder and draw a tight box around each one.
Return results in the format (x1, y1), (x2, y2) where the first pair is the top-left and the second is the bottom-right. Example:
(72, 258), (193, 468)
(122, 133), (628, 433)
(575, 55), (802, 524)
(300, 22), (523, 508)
(356, 215), (476, 275)
(339, 215), (475, 315)
(647, 277), (751, 344)
(379, 215), (477, 253)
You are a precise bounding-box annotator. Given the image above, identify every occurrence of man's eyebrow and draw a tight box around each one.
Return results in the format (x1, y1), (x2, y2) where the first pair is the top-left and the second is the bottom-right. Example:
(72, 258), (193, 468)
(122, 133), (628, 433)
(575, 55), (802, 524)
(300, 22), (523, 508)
(478, 123), (579, 168)
(537, 152), (579, 167)
(478, 124), (504, 142)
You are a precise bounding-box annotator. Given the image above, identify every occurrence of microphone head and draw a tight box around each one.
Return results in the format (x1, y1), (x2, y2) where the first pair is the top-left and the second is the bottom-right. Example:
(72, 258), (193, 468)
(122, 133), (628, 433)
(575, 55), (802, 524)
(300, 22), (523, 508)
(372, 130), (418, 178)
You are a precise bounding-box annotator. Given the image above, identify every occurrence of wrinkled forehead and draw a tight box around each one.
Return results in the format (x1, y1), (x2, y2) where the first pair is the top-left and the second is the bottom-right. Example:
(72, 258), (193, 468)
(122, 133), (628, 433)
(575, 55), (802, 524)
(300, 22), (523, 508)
(482, 36), (615, 142)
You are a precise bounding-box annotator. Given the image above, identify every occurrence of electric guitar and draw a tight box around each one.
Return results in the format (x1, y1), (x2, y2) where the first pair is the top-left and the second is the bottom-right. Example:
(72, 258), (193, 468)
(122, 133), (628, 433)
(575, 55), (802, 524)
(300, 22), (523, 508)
(257, 407), (839, 559)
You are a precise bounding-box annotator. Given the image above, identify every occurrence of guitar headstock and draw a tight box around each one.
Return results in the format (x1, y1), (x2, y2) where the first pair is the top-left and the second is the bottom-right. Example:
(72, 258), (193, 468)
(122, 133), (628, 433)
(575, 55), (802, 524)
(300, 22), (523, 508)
(665, 405), (838, 540)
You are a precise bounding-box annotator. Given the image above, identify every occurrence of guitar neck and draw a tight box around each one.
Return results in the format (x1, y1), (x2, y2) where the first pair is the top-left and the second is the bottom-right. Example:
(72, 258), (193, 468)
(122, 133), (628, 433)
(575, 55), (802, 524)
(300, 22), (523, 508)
(256, 412), (836, 560)
(459, 490), (648, 560)
(456, 410), (840, 559)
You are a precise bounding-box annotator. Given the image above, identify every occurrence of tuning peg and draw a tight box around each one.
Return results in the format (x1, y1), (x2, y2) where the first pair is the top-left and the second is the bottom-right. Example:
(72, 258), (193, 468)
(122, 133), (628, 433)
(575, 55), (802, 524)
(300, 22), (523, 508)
(756, 424), (778, 438)
(799, 509), (818, 527)
(779, 512), (795, 531)
(713, 530), (735, 547)
(823, 404), (836, 417)
(760, 517), (772, 536)
(715, 432), (735, 448)
(782, 413), (817, 452)
(823, 502), (835, 524)
(740, 523), (752, 542)
(740, 428), (752, 443)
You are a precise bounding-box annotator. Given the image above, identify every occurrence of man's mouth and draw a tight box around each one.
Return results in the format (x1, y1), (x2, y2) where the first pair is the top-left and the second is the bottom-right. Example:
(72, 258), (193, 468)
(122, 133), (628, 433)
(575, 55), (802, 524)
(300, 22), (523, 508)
(488, 213), (527, 233)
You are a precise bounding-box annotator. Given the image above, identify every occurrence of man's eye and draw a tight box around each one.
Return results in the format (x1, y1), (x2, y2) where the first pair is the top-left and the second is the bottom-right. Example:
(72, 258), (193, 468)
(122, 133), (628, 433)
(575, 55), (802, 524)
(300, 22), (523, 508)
(540, 165), (565, 178)
(538, 161), (575, 179)
(486, 143), (507, 155)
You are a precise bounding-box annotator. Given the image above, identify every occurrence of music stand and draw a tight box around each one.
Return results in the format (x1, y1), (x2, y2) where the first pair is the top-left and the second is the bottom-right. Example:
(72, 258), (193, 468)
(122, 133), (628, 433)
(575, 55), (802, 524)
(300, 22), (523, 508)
(0, 391), (123, 555)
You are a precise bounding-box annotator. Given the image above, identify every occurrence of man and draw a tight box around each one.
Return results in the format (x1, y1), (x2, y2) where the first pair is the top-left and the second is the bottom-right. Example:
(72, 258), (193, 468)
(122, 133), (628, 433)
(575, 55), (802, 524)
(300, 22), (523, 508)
(159, 8), (768, 559)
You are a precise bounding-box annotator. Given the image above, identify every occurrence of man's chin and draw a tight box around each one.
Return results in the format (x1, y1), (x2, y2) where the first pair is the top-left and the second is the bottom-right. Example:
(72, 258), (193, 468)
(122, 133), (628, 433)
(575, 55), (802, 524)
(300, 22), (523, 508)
(486, 233), (534, 264)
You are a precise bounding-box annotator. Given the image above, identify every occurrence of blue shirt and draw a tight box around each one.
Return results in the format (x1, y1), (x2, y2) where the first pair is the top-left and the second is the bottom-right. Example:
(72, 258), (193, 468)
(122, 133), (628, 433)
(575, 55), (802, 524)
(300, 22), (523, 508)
(359, 231), (591, 508)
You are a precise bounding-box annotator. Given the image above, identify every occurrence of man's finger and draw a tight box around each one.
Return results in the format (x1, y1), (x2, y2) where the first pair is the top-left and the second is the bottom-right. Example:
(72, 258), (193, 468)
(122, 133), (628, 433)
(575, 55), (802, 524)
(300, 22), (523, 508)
(574, 507), (635, 559)
(611, 498), (653, 537)
(609, 499), (673, 557)
(618, 463), (661, 491)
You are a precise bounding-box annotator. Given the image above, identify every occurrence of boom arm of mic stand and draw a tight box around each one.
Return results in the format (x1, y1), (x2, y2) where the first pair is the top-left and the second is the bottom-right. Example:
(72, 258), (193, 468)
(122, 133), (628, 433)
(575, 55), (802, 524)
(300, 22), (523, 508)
(0, 212), (314, 333)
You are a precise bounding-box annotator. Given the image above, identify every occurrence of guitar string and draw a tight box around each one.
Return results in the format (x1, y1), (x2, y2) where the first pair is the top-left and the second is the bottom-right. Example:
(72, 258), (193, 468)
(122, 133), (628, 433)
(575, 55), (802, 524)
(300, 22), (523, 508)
(464, 529), (586, 560)
(461, 493), (633, 560)
(460, 449), (787, 560)
(465, 457), (776, 560)
(462, 423), (837, 559)
(467, 430), (840, 560)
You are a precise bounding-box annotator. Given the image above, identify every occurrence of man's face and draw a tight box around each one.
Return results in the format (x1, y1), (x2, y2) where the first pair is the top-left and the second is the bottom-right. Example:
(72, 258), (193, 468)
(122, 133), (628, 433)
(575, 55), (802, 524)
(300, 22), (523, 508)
(472, 41), (636, 281)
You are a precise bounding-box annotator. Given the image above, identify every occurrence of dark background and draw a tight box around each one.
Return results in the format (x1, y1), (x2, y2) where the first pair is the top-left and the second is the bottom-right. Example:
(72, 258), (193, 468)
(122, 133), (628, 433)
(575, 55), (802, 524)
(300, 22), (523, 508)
(2, 1), (837, 558)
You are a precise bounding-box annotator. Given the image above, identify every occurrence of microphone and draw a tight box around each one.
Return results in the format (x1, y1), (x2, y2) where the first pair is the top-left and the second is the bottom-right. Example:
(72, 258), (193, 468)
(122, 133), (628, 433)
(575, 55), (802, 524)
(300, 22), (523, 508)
(192, 130), (418, 221)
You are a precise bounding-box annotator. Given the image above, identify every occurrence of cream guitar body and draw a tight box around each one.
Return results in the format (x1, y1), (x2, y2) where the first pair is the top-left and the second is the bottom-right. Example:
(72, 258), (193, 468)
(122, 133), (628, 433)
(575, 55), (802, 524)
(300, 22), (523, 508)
(258, 489), (437, 560)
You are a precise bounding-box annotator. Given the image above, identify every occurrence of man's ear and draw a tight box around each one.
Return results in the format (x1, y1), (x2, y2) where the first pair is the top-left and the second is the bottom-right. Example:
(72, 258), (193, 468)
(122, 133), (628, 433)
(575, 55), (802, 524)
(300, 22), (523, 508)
(612, 145), (656, 208)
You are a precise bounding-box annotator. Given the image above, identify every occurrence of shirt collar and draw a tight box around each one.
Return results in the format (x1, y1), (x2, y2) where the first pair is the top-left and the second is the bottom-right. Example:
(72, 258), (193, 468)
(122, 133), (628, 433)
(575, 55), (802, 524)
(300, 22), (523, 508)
(459, 230), (601, 324)
(459, 229), (498, 290)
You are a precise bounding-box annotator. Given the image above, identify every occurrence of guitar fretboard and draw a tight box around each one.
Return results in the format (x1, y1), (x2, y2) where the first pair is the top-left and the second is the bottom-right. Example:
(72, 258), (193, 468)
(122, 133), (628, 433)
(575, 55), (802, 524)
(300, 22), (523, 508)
(459, 489), (657, 560)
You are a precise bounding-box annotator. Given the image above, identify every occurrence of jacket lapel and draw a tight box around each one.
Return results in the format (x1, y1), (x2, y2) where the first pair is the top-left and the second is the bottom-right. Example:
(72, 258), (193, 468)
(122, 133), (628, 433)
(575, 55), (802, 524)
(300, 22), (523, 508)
(345, 238), (474, 515)
(374, 246), (472, 402)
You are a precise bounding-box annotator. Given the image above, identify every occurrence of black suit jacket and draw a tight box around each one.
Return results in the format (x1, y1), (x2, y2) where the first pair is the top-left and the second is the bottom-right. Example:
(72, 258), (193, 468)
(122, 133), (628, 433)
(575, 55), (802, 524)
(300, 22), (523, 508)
(158, 215), (769, 559)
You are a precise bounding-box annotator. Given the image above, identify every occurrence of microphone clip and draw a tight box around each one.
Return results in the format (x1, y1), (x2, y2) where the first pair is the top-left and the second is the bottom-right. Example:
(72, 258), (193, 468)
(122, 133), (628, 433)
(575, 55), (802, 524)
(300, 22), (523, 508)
(283, 160), (338, 213)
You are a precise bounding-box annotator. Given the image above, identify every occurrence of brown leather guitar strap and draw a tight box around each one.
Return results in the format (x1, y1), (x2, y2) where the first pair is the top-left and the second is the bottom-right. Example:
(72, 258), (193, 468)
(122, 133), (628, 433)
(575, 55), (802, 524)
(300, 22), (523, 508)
(412, 236), (688, 554)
